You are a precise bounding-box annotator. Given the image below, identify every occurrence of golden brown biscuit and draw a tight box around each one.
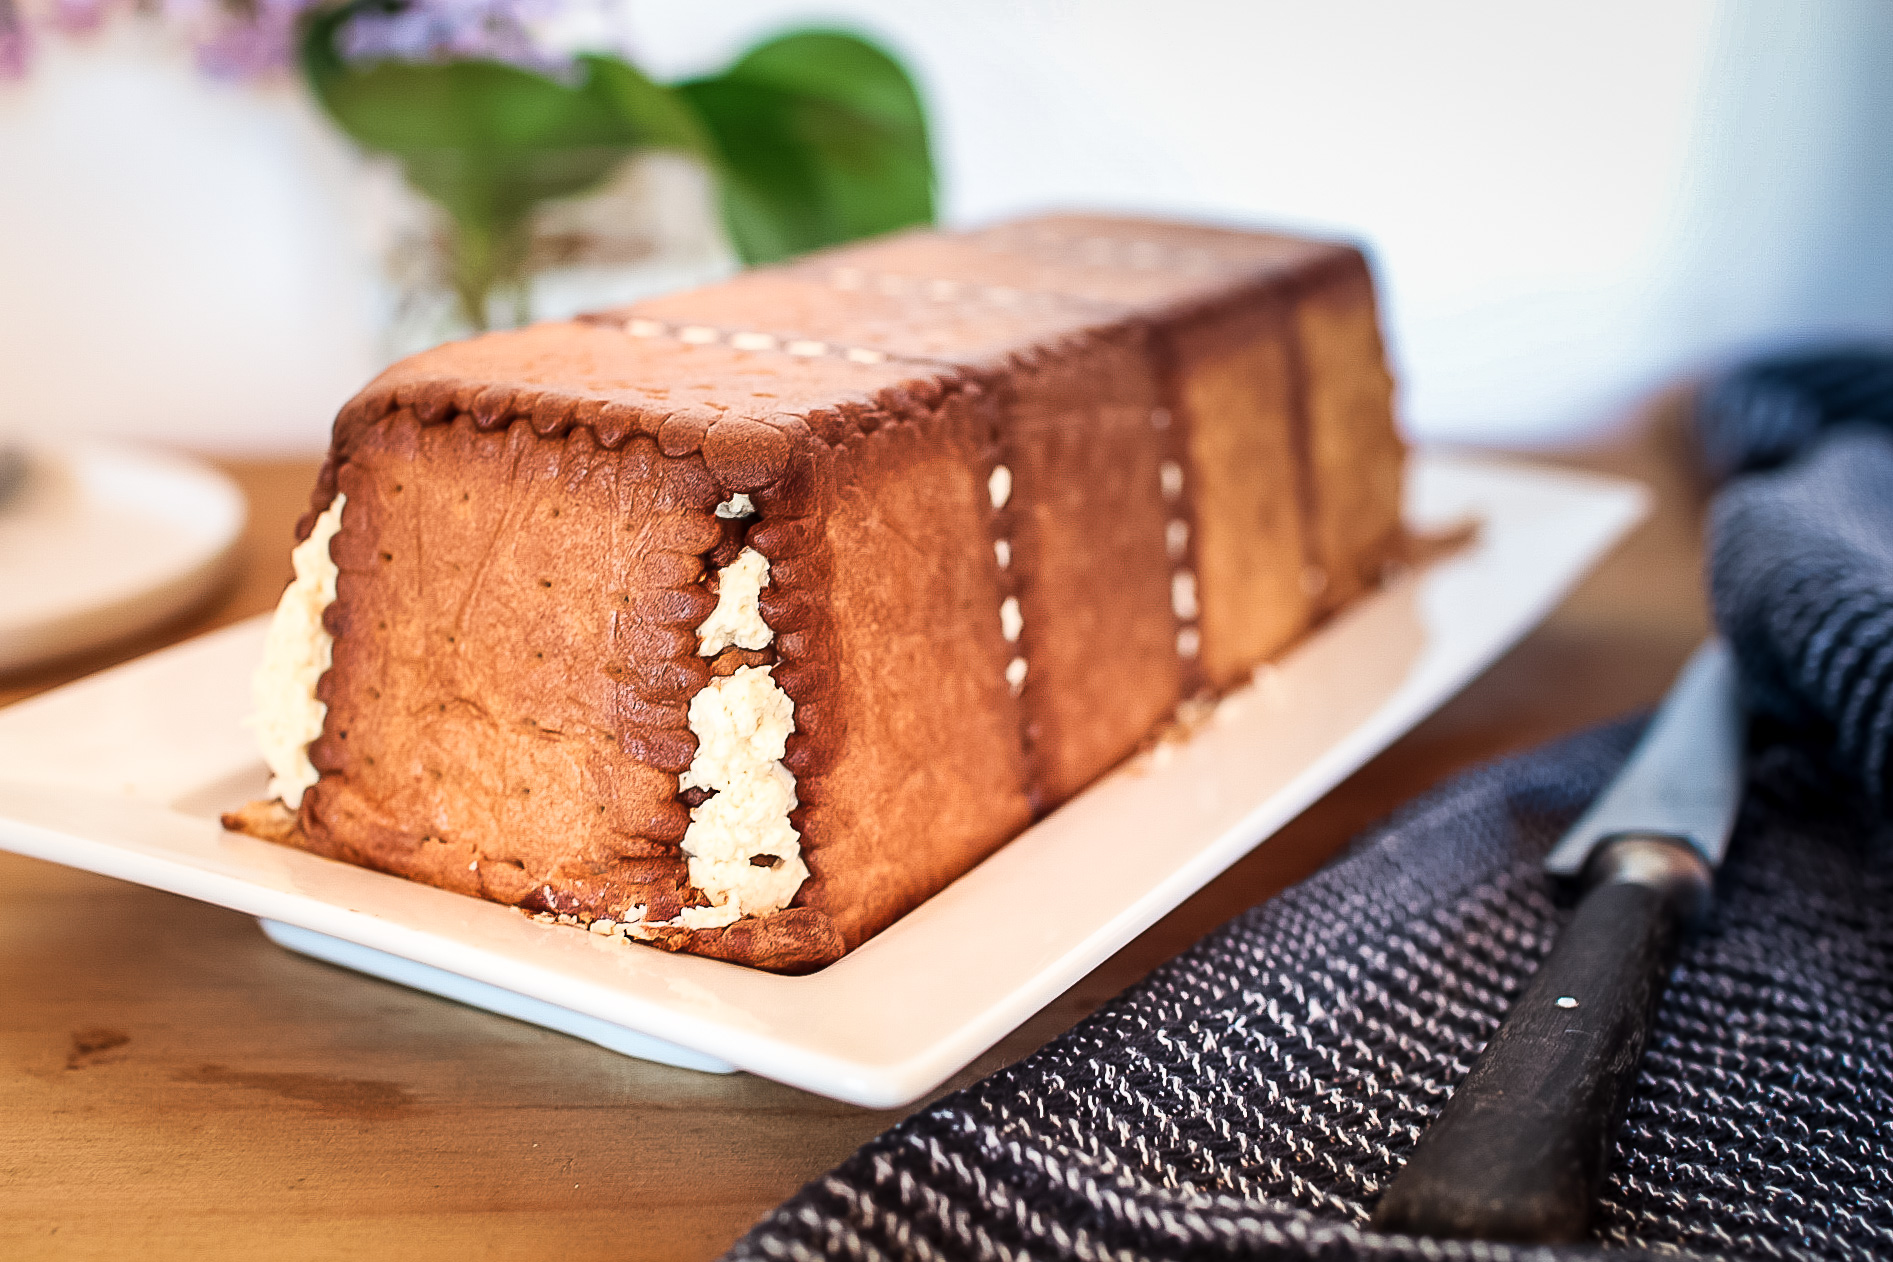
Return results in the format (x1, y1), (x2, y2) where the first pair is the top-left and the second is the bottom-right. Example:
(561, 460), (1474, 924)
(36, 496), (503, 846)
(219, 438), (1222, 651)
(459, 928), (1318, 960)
(234, 213), (1407, 973)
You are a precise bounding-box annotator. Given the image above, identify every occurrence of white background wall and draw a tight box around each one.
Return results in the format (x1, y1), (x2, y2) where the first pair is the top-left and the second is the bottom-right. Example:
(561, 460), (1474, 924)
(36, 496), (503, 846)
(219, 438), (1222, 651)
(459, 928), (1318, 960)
(3, 1), (1891, 454)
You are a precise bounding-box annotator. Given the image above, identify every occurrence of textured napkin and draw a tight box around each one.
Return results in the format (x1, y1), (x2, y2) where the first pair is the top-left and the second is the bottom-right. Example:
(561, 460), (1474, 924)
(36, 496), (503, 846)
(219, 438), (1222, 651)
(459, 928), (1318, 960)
(1703, 349), (1893, 810)
(727, 350), (1893, 1262)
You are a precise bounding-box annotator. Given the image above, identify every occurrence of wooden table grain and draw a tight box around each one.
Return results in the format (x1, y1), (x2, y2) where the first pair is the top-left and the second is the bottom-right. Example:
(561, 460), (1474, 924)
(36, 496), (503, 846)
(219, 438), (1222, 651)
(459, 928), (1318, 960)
(0, 402), (1711, 1260)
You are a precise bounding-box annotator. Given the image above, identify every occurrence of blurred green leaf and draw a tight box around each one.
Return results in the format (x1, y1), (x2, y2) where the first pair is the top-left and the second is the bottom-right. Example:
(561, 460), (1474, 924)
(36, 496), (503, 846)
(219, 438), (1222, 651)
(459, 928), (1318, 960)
(679, 30), (935, 265)
(580, 54), (710, 155)
(302, 4), (701, 327)
(298, 11), (935, 323)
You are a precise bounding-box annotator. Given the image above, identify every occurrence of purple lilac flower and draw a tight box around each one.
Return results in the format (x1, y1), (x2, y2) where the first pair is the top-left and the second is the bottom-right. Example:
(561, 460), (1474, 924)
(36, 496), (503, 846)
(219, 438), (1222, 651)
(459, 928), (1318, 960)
(159, 0), (322, 79)
(0, 0), (624, 82)
(48, 0), (113, 33)
(1, 0), (33, 78)
(336, 0), (622, 73)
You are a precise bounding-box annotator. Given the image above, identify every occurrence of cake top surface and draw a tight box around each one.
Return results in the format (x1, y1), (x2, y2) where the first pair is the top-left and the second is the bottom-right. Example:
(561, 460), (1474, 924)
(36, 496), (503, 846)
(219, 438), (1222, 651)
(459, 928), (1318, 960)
(331, 213), (1361, 494)
(802, 214), (1352, 313)
(615, 267), (1122, 374)
(338, 321), (967, 492)
(361, 319), (928, 413)
(607, 213), (1355, 374)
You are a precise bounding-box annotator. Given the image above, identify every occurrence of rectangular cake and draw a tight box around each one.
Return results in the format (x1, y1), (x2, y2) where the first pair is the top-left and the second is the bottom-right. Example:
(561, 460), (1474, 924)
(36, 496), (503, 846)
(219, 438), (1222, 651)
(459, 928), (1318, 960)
(231, 212), (1406, 973)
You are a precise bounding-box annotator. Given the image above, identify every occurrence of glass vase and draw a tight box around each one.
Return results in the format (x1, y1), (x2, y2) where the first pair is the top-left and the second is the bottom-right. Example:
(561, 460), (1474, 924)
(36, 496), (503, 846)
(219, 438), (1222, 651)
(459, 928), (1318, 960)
(375, 150), (736, 363)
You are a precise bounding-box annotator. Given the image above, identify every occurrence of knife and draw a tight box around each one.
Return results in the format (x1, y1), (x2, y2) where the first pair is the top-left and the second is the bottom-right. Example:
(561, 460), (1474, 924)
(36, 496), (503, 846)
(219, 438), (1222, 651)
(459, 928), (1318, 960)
(1372, 640), (1744, 1243)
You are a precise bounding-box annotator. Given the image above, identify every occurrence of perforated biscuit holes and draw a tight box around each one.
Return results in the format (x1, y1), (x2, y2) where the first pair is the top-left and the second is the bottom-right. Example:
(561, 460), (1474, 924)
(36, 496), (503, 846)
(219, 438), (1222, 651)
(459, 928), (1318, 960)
(617, 317), (889, 369)
(989, 465), (1028, 694)
(823, 267), (1050, 315)
(988, 225), (1227, 280)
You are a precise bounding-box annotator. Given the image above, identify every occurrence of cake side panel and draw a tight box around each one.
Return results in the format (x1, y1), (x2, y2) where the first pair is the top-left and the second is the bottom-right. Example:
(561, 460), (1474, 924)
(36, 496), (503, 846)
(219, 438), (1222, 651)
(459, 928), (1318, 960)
(1008, 331), (1180, 809)
(302, 411), (720, 921)
(1165, 295), (1317, 689)
(764, 391), (1033, 949)
(1295, 251), (1407, 608)
(622, 264), (1189, 815)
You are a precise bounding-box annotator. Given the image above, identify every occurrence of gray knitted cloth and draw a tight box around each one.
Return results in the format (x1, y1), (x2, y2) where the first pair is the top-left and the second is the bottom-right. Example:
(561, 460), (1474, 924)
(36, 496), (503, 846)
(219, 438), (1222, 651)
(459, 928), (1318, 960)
(729, 351), (1893, 1261)
(729, 722), (1893, 1261)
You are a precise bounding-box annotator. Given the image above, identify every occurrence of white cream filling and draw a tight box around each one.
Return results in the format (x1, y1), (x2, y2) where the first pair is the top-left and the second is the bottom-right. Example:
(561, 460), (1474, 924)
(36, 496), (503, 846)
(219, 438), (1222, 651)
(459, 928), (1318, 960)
(696, 546), (773, 655)
(251, 494), (346, 810)
(639, 533), (808, 934)
(988, 464), (1012, 509)
(1159, 461), (1185, 501)
(1171, 570), (1200, 621)
(673, 664), (808, 928)
(254, 486), (806, 936)
(999, 595), (1023, 643)
(1165, 518), (1190, 560)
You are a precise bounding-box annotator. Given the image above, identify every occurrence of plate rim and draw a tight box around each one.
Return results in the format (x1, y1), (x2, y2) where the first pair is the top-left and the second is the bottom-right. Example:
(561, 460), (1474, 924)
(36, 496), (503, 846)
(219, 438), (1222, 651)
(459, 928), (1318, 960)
(0, 450), (1647, 1106)
(0, 438), (247, 673)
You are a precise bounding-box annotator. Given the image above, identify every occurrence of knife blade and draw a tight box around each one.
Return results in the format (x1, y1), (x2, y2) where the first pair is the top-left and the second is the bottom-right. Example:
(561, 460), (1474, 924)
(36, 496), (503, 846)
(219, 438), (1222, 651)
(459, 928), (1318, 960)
(1372, 640), (1744, 1244)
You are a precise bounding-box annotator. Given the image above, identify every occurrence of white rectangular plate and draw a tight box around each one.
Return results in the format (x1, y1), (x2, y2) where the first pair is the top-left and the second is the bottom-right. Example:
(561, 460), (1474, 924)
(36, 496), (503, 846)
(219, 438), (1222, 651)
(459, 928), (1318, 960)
(0, 453), (1645, 1107)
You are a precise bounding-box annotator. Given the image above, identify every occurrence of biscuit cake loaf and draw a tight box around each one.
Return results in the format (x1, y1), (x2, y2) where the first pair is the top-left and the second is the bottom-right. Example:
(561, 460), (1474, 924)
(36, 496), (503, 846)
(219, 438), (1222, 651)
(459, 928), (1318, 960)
(229, 212), (1405, 973)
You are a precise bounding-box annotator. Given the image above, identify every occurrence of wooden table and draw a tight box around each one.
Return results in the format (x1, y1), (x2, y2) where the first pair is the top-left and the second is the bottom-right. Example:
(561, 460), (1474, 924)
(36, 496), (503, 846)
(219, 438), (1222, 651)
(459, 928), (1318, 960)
(0, 402), (1711, 1259)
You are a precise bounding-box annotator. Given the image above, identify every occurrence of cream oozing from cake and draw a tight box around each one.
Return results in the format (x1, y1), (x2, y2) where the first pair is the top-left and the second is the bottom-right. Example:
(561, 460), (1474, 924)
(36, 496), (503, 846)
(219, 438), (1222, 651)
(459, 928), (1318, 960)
(696, 546), (772, 655)
(646, 496), (809, 930)
(251, 494), (346, 809)
(674, 664), (808, 927)
(988, 464), (1029, 695)
(1157, 442), (1201, 661)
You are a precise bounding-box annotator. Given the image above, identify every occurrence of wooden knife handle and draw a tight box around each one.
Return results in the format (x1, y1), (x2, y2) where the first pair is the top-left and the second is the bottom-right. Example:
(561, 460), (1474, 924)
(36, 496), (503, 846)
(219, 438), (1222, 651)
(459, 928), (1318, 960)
(1371, 834), (1712, 1244)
